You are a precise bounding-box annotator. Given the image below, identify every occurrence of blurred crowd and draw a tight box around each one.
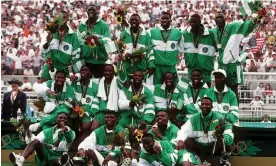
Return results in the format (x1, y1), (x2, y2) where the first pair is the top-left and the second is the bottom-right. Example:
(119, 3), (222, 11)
(1, 0), (276, 75)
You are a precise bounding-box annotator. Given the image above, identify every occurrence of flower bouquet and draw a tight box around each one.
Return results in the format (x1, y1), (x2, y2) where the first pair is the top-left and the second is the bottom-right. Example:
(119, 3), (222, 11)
(73, 102), (86, 118)
(212, 118), (226, 139)
(45, 13), (65, 34)
(131, 94), (145, 110)
(114, 5), (128, 27)
(33, 98), (46, 112)
(85, 35), (100, 48)
(131, 45), (155, 62)
(10, 116), (32, 142)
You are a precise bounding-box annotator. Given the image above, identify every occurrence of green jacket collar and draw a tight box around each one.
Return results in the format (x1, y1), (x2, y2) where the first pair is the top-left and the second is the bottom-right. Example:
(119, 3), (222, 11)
(201, 111), (213, 120)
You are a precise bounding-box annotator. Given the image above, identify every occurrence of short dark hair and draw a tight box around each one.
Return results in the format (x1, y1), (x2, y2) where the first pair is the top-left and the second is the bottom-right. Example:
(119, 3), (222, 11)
(130, 14), (141, 20)
(161, 11), (171, 18)
(105, 110), (117, 117)
(201, 97), (213, 103)
(81, 65), (90, 71)
(191, 69), (202, 75)
(142, 133), (154, 140)
(55, 70), (67, 77)
(191, 14), (201, 20)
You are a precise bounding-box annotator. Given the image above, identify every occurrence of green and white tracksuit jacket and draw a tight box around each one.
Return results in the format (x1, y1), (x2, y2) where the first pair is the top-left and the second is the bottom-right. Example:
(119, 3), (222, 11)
(36, 125), (75, 162)
(41, 25), (82, 74)
(91, 76), (122, 115)
(147, 121), (179, 146)
(204, 85), (239, 125)
(153, 84), (184, 111)
(77, 18), (111, 65)
(117, 27), (155, 84)
(179, 25), (216, 82)
(211, 20), (256, 66)
(183, 82), (209, 118)
(78, 125), (124, 159)
(34, 80), (75, 128)
(118, 84), (155, 124)
(177, 150), (201, 165)
(132, 141), (178, 166)
(177, 111), (234, 147)
(70, 79), (99, 120)
(149, 25), (182, 67)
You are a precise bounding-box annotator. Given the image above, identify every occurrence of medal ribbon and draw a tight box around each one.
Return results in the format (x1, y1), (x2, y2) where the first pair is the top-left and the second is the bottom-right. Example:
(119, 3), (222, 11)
(216, 92), (225, 104)
(217, 24), (227, 46)
(201, 113), (214, 134)
(130, 28), (141, 49)
(165, 87), (174, 109)
(81, 82), (89, 98)
(191, 88), (200, 104)
(161, 30), (172, 43)
(193, 33), (201, 49)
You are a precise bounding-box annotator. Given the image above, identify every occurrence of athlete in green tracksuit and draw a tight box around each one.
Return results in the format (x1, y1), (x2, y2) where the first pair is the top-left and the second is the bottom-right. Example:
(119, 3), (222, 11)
(117, 14), (155, 85)
(131, 133), (178, 166)
(77, 111), (125, 166)
(30, 71), (75, 131)
(148, 11), (182, 84)
(90, 64), (122, 131)
(179, 14), (216, 85)
(41, 11), (81, 80)
(77, 4), (111, 78)
(147, 111), (179, 147)
(177, 97), (233, 165)
(181, 70), (209, 121)
(10, 112), (75, 166)
(118, 71), (155, 128)
(204, 69), (239, 125)
(211, 11), (258, 97)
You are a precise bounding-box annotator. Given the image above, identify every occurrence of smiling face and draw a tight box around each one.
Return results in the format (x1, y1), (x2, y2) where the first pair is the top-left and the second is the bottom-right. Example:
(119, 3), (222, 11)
(104, 65), (114, 80)
(190, 15), (200, 29)
(80, 66), (91, 80)
(200, 98), (213, 117)
(142, 137), (154, 153)
(104, 113), (117, 128)
(133, 71), (143, 85)
(191, 70), (202, 87)
(215, 12), (226, 29)
(129, 15), (141, 29)
(55, 72), (66, 87)
(56, 113), (68, 128)
(164, 73), (174, 88)
(160, 13), (171, 29)
(157, 111), (169, 126)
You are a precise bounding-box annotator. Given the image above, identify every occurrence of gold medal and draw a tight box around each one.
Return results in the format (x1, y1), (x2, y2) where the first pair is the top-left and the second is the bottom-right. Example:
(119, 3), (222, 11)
(194, 48), (198, 53)
(217, 44), (222, 49)
(107, 144), (112, 150)
(204, 133), (208, 138)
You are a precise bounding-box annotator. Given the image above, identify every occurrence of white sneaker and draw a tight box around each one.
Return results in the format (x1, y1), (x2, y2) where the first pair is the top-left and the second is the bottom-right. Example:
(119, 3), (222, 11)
(9, 152), (24, 166)
(29, 123), (40, 132)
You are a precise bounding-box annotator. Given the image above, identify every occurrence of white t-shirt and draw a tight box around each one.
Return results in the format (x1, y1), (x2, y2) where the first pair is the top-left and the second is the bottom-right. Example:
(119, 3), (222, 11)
(24, 69), (34, 76)
(261, 120), (272, 123)
(21, 82), (32, 90)
(15, 56), (23, 69)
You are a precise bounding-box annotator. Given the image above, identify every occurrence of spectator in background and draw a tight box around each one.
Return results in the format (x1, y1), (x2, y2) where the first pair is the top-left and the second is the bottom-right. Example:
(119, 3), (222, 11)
(2, 50), (14, 75)
(2, 78), (26, 121)
(32, 50), (43, 75)
(261, 115), (272, 123)
(254, 82), (265, 98)
(250, 95), (264, 116)
(23, 65), (34, 76)
(13, 50), (23, 75)
(264, 83), (275, 104)
(267, 53), (276, 76)
(32, 77), (41, 90)
(247, 59), (258, 72)
(21, 77), (32, 91)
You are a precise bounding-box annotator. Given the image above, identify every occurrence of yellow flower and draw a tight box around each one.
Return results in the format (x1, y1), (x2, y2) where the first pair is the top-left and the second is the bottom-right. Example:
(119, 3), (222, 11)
(115, 15), (123, 24)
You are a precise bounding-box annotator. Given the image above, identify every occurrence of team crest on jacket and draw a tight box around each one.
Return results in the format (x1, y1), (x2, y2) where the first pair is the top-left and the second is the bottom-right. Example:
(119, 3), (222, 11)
(223, 105), (229, 111)
(63, 45), (69, 51)
(86, 97), (91, 103)
(171, 43), (175, 49)
(202, 47), (208, 53)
